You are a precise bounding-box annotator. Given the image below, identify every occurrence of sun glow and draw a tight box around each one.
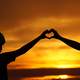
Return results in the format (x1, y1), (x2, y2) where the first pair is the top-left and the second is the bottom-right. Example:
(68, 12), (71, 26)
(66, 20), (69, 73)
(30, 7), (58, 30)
(56, 65), (70, 68)
(8, 17), (80, 69)
(57, 75), (69, 79)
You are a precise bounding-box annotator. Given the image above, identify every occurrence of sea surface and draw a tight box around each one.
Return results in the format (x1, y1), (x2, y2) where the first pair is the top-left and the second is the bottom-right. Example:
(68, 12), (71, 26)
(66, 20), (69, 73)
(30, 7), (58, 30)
(8, 68), (80, 80)
(21, 75), (80, 80)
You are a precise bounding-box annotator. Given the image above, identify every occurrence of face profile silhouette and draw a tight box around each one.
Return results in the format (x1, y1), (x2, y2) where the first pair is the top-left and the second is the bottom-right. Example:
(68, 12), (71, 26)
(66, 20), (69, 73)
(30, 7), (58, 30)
(0, 32), (5, 52)
(0, 32), (5, 45)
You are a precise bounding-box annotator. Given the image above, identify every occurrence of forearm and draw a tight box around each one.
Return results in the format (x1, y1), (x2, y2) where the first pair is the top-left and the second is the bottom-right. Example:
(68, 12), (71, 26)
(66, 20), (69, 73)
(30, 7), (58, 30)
(57, 36), (80, 50)
(5, 29), (49, 58)
(15, 35), (42, 57)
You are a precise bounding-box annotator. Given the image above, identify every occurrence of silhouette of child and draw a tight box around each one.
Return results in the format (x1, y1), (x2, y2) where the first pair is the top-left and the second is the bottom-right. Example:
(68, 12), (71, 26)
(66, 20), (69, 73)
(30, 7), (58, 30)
(0, 30), (49, 80)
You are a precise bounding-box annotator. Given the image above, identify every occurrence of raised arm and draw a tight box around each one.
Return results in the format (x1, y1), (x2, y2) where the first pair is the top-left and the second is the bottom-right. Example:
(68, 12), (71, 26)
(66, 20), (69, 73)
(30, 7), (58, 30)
(5, 30), (49, 57)
(50, 29), (80, 50)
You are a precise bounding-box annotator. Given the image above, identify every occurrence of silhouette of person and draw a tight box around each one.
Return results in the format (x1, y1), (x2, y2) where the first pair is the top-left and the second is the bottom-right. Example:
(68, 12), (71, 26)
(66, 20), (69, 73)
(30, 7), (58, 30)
(49, 29), (80, 50)
(0, 30), (49, 80)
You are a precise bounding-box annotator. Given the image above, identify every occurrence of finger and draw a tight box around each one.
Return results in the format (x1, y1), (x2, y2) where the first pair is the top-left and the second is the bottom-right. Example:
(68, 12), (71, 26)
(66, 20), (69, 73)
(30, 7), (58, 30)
(50, 35), (57, 39)
(47, 37), (51, 39)
(44, 29), (49, 33)
(49, 36), (53, 39)
(45, 36), (50, 39)
(49, 28), (57, 33)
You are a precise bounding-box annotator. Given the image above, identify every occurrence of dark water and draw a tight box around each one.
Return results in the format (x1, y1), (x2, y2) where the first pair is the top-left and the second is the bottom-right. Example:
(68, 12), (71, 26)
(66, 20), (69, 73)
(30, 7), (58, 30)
(8, 68), (80, 80)
(20, 75), (80, 80)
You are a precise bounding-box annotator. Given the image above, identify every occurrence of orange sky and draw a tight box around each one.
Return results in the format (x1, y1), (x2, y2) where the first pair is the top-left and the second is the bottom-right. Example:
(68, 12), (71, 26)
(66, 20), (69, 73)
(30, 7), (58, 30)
(0, 0), (80, 69)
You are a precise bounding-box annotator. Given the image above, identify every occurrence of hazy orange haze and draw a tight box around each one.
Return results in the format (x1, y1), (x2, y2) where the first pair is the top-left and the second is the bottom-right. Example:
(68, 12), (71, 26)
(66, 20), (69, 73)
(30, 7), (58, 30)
(0, 0), (80, 69)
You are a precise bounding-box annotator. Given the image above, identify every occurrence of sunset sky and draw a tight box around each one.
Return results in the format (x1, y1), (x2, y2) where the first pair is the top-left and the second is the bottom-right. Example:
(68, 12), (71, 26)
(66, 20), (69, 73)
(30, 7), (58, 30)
(0, 0), (80, 69)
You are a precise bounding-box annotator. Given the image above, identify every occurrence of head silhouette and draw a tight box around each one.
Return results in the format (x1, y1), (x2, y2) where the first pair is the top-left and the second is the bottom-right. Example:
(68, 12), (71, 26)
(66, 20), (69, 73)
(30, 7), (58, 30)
(0, 32), (5, 52)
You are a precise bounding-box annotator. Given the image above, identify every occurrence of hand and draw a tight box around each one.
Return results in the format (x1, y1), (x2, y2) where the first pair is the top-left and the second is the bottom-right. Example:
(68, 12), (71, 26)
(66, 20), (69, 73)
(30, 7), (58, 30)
(39, 30), (51, 39)
(49, 29), (61, 39)
(39, 29), (60, 39)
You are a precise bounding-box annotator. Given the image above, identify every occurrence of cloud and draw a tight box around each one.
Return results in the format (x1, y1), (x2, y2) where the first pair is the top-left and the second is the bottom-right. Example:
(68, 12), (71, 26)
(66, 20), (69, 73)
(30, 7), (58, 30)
(0, 0), (80, 29)
(0, 0), (80, 69)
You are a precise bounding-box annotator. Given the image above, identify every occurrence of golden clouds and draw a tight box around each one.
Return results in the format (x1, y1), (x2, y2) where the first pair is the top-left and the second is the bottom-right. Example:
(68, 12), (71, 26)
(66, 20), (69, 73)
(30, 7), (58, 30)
(0, 0), (80, 29)
(0, 0), (80, 69)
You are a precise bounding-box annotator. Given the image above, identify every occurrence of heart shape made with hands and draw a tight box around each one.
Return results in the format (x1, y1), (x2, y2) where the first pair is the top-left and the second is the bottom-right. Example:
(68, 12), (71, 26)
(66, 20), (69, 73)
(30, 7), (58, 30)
(45, 31), (54, 39)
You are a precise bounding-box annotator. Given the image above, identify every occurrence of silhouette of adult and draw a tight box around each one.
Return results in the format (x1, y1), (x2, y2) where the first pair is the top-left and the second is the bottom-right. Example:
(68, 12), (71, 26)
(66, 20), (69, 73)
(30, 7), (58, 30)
(50, 29), (80, 50)
(0, 30), (49, 80)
